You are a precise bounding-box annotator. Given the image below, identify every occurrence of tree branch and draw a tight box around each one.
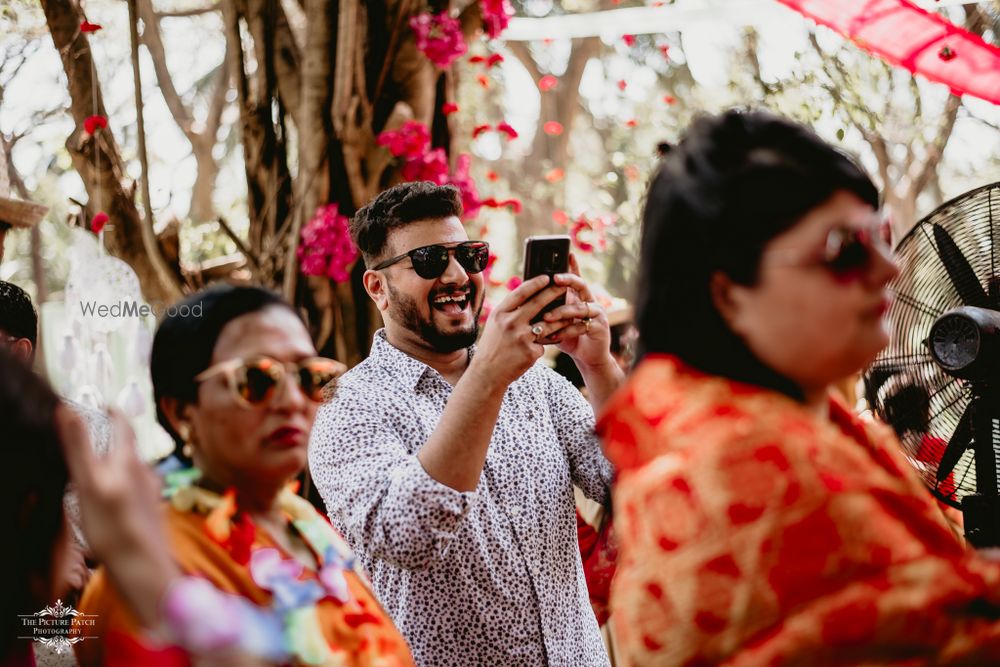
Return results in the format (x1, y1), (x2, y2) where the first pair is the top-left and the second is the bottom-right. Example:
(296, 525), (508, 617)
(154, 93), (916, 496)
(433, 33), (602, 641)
(909, 93), (961, 198)
(40, 0), (183, 303)
(507, 40), (541, 84)
(137, 0), (197, 140)
(154, 3), (219, 18)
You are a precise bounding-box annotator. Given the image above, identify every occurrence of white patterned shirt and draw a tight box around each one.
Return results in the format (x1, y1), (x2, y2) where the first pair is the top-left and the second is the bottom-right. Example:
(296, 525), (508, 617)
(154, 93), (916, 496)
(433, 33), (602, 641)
(308, 330), (613, 667)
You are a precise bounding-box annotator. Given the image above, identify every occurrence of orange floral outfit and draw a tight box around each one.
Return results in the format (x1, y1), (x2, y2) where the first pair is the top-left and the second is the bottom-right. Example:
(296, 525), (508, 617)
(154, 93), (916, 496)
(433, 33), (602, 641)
(76, 480), (414, 667)
(599, 355), (1000, 666)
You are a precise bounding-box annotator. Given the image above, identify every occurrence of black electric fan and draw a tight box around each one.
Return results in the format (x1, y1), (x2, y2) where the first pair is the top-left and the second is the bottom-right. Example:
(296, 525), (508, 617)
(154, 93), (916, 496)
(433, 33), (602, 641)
(864, 182), (1000, 548)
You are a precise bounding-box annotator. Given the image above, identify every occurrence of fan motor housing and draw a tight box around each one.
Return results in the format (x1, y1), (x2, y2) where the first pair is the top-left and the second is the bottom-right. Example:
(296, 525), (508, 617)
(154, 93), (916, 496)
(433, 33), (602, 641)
(929, 306), (1000, 380)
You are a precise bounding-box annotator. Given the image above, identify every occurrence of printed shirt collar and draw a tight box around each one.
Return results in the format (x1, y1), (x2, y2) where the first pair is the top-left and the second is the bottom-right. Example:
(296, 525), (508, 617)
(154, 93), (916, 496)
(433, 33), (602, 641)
(368, 328), (475, 390)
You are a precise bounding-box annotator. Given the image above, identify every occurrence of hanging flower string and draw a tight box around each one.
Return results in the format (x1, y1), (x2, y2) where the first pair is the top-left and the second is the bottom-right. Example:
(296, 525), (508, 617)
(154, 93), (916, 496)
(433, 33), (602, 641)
(543, 121), (564, 136)
(410, 12), (468, 68)
(450, 154), (483, 220)
(468, 122), (519, 140)
(469, 53), (504, 68)
(83, 114), (108, 137)
(297, 204), (359, 283)
(90, 211), (109, 234)
(80, 15), (107, 243)
(570, 214), (613, 253)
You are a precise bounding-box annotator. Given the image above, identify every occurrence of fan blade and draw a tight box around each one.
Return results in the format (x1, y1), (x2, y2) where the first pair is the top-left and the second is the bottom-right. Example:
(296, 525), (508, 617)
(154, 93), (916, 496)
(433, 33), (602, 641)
(932, 225), (989, 307)
(864, 365), (899, 409)
(937, 401), (974, 483)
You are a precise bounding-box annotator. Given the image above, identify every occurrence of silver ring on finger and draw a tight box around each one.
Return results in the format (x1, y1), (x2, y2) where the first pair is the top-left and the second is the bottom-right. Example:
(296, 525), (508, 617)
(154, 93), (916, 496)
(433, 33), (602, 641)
(531, 324), (544, 337)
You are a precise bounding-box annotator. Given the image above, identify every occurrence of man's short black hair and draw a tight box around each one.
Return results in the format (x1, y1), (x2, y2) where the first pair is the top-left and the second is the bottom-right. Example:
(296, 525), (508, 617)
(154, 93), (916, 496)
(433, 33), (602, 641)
(0, 280), (37, 347)
(350, 181), (464, 266)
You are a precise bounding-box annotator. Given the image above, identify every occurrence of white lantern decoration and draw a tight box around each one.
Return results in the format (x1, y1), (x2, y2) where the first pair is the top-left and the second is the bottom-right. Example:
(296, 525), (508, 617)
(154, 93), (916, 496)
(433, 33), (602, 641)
(65, 242), (143, 336)
(117, 379), (146, 419)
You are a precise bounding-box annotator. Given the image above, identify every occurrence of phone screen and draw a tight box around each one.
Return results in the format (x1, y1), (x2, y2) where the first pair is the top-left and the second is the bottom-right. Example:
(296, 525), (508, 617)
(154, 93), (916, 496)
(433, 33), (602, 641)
(523, 235), (571, 325)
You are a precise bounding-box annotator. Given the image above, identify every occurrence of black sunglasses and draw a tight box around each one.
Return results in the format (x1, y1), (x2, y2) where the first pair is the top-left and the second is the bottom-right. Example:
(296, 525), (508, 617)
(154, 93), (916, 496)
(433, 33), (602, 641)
(767, 221), (889, 277)
(371, 241), (490, 279)
(818, 224), (888, 275)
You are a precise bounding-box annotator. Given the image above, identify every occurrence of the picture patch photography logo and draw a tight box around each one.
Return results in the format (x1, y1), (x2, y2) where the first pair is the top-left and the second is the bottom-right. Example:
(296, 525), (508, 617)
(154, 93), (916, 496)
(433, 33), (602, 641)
(18, 599), (98, 653)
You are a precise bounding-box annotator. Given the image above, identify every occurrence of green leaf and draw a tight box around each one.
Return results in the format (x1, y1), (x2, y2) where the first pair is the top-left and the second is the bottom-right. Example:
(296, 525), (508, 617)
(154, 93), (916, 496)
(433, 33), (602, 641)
(836, 128), (846, 141)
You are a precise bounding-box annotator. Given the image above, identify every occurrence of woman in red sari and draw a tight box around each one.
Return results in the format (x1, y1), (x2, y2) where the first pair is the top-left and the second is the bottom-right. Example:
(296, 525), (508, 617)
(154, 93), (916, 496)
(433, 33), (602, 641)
(600, 110), (1000, 666)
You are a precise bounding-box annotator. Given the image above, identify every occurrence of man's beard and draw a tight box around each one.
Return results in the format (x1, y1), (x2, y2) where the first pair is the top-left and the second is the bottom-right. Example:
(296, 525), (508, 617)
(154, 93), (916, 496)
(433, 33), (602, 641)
(387, 281), (481, 353)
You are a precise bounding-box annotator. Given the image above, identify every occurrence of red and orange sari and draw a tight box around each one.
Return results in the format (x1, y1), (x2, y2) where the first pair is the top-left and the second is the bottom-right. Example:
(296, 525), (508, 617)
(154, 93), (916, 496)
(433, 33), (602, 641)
(599, 355), (1000, 666)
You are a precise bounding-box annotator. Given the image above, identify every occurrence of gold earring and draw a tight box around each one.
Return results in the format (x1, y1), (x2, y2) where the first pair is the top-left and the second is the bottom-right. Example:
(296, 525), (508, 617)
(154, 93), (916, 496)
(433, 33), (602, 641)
(178, 424), (193, 458)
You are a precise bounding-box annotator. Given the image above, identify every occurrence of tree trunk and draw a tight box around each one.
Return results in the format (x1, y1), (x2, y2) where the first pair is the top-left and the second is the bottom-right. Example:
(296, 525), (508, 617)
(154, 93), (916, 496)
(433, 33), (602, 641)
(41, 0), (183, 305)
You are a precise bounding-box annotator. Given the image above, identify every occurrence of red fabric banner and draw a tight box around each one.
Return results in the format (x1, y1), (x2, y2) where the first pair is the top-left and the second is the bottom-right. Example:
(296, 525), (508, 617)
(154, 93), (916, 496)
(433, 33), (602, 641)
(776, 0), (1000, 105)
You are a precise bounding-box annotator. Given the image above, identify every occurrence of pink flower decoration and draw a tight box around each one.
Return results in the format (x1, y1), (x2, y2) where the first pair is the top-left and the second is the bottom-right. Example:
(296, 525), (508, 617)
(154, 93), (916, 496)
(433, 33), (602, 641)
(480, 0), (514, 39)
(663, 94), (677, 105)
(543, 121), (563, 136)
(90, 211), (109, 234)
(487, 53), (504, 67)
(377, 120), (430, 159)
(442, 102), (460, 115)
(409, 12), (468, 68)
(401, 148), (450, 184)
(505, 276), (523, 291)
(552, 210), (569, 226)
(297, 204), (359, 283)
(617, 79), (627, 91)
(472, 124), (491, 139)
(479, 298), (493, 324)
(625, 119), (638, 128)
(448, 154), (482, 221)
(484, 253), (501, 286)
(538, 75), (558, 92)
(476, 74), (491, 88)
(496, 122), (518, 140)
(622, 34), (636, 47)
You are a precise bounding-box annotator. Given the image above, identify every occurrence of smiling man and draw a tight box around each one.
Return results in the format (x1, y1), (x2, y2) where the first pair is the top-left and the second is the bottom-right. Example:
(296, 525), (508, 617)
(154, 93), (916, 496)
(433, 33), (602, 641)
(308, 181), (622, 667)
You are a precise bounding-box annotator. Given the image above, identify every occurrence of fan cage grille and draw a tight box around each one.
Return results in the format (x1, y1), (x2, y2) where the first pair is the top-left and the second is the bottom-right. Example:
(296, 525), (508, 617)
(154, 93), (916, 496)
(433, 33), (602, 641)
(867, 183), (1000, 509)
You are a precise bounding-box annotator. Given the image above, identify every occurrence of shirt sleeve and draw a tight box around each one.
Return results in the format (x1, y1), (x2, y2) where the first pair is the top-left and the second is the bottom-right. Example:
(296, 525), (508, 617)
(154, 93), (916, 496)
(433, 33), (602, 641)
(64, 402), (114, 551)
(308, 381), (477, 571)
(543, 367), (613, 508)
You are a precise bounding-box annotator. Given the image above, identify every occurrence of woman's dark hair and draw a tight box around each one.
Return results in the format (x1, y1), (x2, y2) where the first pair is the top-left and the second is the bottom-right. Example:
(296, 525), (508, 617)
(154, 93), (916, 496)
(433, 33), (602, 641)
(150, 284), (300, 460)
(636, 109), (880, 398)
(0, 346), (67, 655)
(351, 181), (464, 266)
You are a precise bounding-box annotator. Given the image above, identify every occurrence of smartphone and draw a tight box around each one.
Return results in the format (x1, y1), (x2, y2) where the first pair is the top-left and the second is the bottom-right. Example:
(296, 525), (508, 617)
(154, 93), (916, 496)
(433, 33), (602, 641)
(523, 235), (571, 325)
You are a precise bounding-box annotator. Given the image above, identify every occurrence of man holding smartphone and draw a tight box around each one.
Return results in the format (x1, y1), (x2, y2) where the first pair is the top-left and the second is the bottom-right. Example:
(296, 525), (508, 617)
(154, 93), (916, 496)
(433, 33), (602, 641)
(308, 181), (622, 667)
